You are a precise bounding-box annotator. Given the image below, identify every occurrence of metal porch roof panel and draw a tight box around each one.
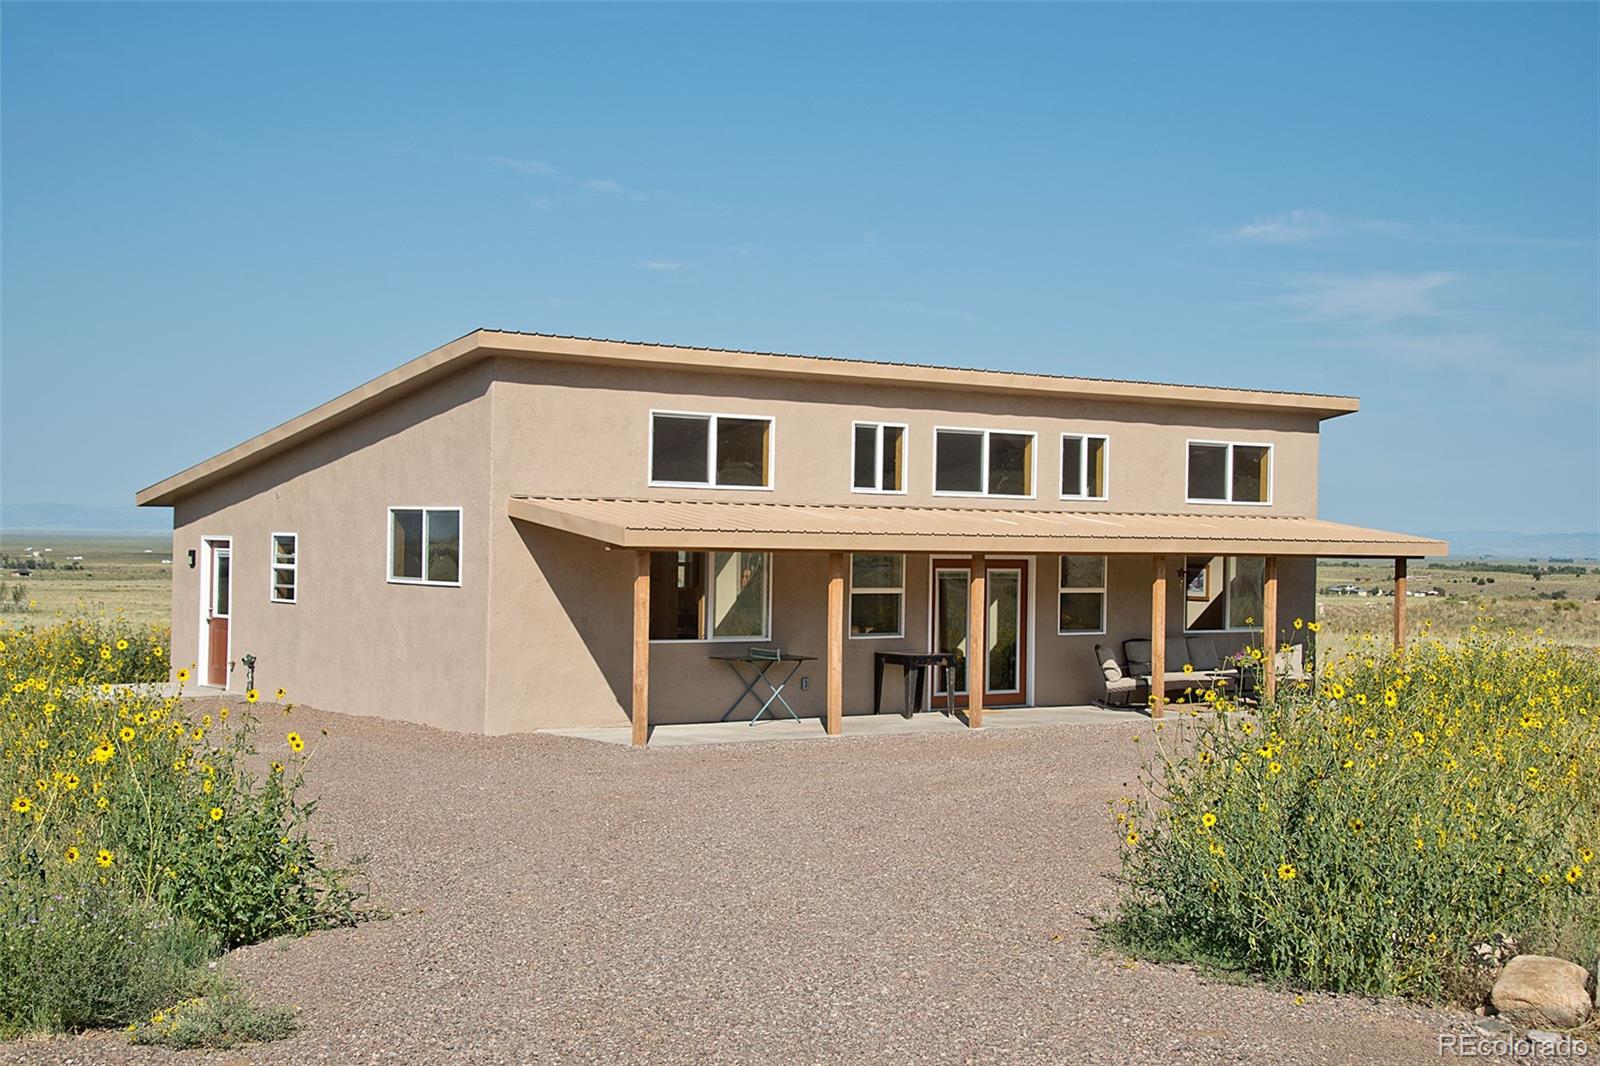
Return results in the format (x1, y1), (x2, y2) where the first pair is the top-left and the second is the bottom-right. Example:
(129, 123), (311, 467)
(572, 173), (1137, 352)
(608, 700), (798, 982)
(506, 496), (1447, 558)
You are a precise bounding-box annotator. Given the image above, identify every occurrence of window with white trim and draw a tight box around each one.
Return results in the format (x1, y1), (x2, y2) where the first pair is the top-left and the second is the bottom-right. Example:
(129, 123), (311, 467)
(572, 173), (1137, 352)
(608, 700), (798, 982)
(933, 428), (1035, 497)
(1187, 441), (1272, 504)
(388, 507), (461, 585)
(270, 533), (298, 603)
(849, 554), (904, 637)
(1058, 555), (1106, 634)
(1184, 555), (1265, 632)
(1060, 434), (1109, 500)
(648, 551), (770, 641)
(852, 422), (906, 493)
(650, 412), (773, 488)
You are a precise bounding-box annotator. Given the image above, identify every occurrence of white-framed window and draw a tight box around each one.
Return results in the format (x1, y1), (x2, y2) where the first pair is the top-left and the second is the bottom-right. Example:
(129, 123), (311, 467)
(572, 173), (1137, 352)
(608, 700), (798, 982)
(932, 427), (1036, 498)
(1184, 555), (1265, 632)
(849, 553), (904, 637)
(1186, 441), (1273, 505)
(1058, 555), (1106, 634)
(388, 507), (461, 586)
(851, 422), (907, 494)
(270, 532), (298, 604)
(1060, 434), (1109, 500)
(649, 411), (774, 489)
(648, 550), (771, 642)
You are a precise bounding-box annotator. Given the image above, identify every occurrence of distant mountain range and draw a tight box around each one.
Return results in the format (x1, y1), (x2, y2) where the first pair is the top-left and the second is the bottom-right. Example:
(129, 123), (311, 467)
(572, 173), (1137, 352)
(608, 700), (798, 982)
(1422, 530), (1599, 562)
(1, 502), (170, 533)
(2, 503), (1595, 561)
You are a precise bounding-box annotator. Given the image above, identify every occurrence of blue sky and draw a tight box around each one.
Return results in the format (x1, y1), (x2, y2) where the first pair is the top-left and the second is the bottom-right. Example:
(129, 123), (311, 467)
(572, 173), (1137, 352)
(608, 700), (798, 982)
(3, 3), (1596, 534)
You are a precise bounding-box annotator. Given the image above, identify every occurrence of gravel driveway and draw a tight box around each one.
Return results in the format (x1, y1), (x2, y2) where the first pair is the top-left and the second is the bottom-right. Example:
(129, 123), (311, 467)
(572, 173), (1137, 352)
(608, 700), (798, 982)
(13, 701), (1485, 1065)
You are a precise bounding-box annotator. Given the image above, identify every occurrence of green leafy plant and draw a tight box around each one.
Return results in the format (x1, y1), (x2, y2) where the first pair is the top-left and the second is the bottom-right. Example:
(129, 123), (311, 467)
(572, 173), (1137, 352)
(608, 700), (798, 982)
(0, 618), (362, 1037)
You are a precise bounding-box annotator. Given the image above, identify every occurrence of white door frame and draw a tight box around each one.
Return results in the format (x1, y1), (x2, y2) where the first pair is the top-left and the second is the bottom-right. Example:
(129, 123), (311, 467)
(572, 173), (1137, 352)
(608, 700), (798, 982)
(197, 535), (233, 690)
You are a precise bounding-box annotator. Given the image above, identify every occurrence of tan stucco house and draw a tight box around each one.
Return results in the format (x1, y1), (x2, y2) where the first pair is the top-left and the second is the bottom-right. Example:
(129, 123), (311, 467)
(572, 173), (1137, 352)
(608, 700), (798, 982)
(135, 330), (1444, 743)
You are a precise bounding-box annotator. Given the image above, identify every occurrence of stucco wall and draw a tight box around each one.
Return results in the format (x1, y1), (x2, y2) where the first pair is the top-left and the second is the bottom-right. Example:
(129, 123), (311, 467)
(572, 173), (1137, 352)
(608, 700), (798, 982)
(168, 362), (494, 732)
(482, 358), (1324, 731)
(484, 357), (1322, 514)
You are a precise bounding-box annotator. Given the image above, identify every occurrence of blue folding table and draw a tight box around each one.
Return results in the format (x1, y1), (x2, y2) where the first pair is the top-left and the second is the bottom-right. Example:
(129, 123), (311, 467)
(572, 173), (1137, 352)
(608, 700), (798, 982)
(710, 650), (817, 724)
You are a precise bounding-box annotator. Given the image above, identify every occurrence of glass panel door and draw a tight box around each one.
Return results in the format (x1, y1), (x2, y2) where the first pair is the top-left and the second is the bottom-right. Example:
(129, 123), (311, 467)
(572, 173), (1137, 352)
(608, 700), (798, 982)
(931, 558), (1029, 706)
(934, 568), (970, 694)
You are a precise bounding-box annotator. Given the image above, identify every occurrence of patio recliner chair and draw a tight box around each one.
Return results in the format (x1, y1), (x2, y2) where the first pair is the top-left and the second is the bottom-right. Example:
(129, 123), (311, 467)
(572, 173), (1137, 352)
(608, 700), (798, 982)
(1094, 644), (1141, 708)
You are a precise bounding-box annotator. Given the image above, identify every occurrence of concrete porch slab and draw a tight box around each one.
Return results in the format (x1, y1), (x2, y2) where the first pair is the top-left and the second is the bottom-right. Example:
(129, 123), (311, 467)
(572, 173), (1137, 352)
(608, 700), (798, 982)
(540, 703), (1151, 748)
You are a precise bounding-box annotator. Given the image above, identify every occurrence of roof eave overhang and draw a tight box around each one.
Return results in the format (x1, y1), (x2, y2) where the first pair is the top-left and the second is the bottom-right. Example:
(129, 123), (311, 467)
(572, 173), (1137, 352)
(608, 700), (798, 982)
(135, 331), (486, 507)
(504, 497), (1448, 558)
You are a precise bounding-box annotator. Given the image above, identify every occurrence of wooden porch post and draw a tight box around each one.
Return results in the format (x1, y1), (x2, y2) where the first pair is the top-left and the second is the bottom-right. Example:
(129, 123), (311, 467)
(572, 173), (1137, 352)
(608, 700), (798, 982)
(967, 554), (986, 728)
(1150, 555), (1167, 719)
(1262, 556), (1279, 703)
(826, 551), (845, 736)
(631, 550), (651, 747)
(1393, 557), (1408, 652)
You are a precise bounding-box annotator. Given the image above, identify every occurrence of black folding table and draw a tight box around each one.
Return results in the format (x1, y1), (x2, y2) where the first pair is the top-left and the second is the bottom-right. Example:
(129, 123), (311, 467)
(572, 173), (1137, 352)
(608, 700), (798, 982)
(873, 651), (959, 718)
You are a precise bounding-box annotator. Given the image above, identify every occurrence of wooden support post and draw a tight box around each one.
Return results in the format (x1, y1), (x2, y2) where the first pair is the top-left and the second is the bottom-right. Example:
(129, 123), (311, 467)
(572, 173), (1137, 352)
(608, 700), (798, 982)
(1262, 556), (1279, 703)
(1150, 555), (1167, 719)
(826, 551), (845, 736)
(967, 554), (986, 728)
(1394, 557), (1408, 653)
(631, 550), (651, 747)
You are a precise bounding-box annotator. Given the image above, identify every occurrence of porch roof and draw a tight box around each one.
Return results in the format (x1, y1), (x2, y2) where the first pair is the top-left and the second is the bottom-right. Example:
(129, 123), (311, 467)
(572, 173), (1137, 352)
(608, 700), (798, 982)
(506, 496), (1447, 558)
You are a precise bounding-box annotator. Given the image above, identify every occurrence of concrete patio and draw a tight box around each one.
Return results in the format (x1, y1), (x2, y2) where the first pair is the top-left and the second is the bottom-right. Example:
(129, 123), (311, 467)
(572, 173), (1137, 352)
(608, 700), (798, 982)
(541, 703), (1153, 747)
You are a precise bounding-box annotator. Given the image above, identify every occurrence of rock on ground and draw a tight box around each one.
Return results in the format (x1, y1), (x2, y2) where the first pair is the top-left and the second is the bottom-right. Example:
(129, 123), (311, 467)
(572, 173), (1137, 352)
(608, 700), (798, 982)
(1490, 954), (1593, 1031)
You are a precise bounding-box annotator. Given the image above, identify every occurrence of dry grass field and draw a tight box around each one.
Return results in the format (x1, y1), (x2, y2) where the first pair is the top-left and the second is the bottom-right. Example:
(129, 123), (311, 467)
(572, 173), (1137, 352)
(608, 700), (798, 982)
(0, 532), (172, 625)
(1316, 557), (1600, 659)
(1, 532), (1595, 655)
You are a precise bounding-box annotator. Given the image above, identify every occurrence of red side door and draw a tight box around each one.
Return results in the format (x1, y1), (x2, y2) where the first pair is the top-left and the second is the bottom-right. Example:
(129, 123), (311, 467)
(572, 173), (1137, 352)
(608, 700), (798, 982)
(206, 544), (231, 687)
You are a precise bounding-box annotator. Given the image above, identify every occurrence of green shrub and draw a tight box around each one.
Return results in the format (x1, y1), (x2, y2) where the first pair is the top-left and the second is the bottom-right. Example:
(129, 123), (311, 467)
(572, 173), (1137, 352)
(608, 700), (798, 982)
(1107, 627), (1599, 999)
(0, 869), (213, 1036)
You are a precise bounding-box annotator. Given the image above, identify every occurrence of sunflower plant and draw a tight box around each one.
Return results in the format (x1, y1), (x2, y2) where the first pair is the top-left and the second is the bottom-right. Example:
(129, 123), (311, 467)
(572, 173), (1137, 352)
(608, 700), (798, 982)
(1107, 624), (1599, 1000)
(0, 619), (362, 1036)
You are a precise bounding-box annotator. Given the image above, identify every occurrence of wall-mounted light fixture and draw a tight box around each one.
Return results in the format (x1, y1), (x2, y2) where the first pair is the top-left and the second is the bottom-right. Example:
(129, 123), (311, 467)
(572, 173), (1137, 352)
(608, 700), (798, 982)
(187, 550), (196, 569)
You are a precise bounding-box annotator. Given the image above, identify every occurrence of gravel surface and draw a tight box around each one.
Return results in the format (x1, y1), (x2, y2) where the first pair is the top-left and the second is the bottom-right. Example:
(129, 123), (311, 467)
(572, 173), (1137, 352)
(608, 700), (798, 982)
(10, 701), (1492, 1065)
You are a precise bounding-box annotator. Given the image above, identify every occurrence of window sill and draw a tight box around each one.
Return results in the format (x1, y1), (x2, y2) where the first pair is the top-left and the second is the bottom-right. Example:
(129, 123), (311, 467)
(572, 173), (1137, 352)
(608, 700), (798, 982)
(932, 490), (1038, 501)
(648, 481), (776, 492)
(648, 635), (774, 645)
(1184, 497), (1274, 507)
(386, 577), (462, 588)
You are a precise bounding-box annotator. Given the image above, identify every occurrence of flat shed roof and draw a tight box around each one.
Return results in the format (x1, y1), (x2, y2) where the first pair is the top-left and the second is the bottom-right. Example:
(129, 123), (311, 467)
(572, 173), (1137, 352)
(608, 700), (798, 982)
(137, 330), (1360, 507)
